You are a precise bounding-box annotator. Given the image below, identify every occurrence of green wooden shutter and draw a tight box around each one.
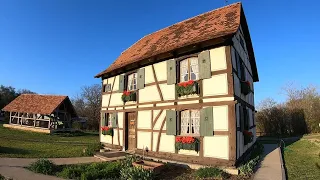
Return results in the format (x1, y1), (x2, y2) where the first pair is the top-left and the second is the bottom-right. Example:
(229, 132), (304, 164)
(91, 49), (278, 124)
(240, 106), (244, 132)
(167, 59), (176, 85)
(118, 75), (125, 92)
(101, 113), (106, 127)
(198, 50), (211, 79)
(166, 110), (177, 135)
(200, 107), (214, 136)
(111, 113), (118, 128)
(137, 68), (145, 89)
(244, 108), (249, 130)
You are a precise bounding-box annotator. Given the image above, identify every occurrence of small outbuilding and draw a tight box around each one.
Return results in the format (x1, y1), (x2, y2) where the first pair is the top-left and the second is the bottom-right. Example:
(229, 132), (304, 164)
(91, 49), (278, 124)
(2, 94), (77, 133)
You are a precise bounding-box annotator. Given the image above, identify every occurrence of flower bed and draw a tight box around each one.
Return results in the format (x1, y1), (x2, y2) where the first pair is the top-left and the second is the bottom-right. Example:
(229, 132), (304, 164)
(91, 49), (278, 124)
(101, 126), (113, 136)
(176, 80), (199, 97)
(241, 81), (251, 95)
(175, 136), (199, 151)
(243, 130), (253, 145)
(121, 91), (136, 103)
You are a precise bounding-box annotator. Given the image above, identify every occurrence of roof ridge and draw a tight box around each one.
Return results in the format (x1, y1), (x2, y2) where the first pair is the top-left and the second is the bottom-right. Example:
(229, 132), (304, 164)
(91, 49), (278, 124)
(21, 94), (67, 97)
(120, 2), (241, 55)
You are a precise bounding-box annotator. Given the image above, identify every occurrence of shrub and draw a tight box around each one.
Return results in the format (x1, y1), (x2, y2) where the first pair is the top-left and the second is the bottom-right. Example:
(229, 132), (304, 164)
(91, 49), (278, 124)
(57, 161), (121, 180)
(82, 143), (102, 156)
(120, 166), (154, 180)
(195, 167), (227, 179)
(28, 159), (56, 175)
(57, 164), (86, 179)
(239, 142), (264, 176)
(120, 155), (141, 168)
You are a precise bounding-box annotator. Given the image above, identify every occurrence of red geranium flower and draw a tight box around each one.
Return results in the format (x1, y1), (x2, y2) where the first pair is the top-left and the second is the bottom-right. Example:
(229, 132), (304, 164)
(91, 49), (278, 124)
(123, 91), (130, 96)
(187, 80), (194, 85)
(175, 136), (183, 143)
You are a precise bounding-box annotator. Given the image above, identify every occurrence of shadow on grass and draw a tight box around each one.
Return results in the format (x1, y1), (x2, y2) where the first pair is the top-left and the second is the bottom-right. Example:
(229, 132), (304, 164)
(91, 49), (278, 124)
(0, 146), (38, 155)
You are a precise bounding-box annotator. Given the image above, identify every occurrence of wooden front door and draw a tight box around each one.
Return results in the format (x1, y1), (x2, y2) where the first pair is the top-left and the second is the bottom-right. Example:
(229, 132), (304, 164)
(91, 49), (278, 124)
(126, 112), (136, 150)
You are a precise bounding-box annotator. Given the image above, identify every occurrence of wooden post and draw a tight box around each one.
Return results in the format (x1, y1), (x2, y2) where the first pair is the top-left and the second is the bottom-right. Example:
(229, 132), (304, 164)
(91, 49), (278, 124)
(48, 115), (51, 129)
(34, 114), (36, 127)
(20, 113), (22, 126)
(9, 112), (12, 124)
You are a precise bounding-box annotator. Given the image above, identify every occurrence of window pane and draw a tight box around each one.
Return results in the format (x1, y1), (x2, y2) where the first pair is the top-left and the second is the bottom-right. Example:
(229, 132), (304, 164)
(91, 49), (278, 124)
(181, 110), (190, 134)
(180, 60), (189, 82)
(190, 58), (199, 80)
(191, 110), (200, 135)
(127, 73), (137, 91)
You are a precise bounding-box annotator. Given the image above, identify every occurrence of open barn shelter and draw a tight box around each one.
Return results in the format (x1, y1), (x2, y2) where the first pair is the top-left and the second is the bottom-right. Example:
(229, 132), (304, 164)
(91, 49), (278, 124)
(2, 94), (77, 133)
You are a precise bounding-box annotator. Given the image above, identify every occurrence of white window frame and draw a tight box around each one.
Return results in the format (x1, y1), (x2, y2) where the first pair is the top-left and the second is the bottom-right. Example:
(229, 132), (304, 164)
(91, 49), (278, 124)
(127, 73), (137, 91)
(179, 57), (199, 82)
(180, 109), (200, 136)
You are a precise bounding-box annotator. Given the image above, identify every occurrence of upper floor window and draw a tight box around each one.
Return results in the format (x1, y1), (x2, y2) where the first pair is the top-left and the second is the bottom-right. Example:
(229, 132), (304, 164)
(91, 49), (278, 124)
(103, 84), (111, 92)
(181, 110), (200, 135)
(127, 73), (137, 91)
(179, 57), (199, 82)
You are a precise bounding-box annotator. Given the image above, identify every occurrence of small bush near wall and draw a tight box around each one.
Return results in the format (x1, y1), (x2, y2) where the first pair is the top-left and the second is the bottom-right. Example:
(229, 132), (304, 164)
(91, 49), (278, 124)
(239, 142), (264, 177)
(195, 167), (228, 179)
(120, 166), (154, 180)
(82, 143), (102, 156)
(28, 159), (57, 175)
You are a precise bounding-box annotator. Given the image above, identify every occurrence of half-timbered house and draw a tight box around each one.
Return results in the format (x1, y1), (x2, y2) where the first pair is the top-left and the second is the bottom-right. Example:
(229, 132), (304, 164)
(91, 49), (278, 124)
(95, 2), (258, 167)
(2, 94), (77, 133)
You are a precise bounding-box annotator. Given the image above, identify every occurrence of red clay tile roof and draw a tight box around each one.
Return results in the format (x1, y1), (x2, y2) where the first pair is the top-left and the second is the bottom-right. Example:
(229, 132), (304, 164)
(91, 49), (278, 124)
(96, 2), (242, 78)
(2, 94), (71, 115)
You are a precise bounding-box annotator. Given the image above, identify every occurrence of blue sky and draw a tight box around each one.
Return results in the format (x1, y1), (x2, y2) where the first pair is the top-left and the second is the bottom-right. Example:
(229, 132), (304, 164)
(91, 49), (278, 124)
(0, 0), (319, 104)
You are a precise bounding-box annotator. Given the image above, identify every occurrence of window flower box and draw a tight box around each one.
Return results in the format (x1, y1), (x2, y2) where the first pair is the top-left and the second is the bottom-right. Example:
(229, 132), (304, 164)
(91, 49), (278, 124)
(175, 136), (199, 151)
(121, 91), (136, 103)
(241, 81), (251, 95)
(243, 130), (253, 145)
(101, 126), (113, 136)
(176, 80), (199, 97)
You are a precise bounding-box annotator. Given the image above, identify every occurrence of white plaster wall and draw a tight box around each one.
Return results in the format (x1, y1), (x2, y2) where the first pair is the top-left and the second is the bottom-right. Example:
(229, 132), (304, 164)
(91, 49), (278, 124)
(137, 110), (152, 129)
(153, 112), (166, 130)
(210, 46), (227, 71)
(159, 133), (175, 153)
(152, 132), (158, 151)
(137, 131), (151, 150)
(203, 136), (229, 159)
(178, 149), (199, 156)
(139, 104), (154, 108)
(153, 61), (167, 81)
(101, 134), (112, 144)
(156, 102), (174, 107)
(109, 93), (123, 106)
(102, 94), (110, 107)
(213, 105), (228, 131)
(118, 112), (124, 128)
(160, 84), (175, 100)
(113, 75), (120, 92)
(203, 73), (228, 96)
(177, 100), (199, 105)
(145, 65), (155, 84)
(139, 86), (161, 103)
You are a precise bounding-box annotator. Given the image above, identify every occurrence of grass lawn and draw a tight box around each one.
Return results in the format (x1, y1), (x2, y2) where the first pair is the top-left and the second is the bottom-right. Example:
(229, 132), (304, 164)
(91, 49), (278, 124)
(284, 135), (320, 180)
(0, 123), (99, 158)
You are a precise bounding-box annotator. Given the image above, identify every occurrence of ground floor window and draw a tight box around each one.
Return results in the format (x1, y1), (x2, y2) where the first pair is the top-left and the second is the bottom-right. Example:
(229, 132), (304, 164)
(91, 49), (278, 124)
(180, 110), (200, 135)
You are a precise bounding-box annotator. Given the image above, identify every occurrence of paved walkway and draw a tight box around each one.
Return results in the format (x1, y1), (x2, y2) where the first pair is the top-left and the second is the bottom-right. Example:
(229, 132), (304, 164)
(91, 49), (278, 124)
(254, 144), (285, 180)
(0, 157), (102, 180)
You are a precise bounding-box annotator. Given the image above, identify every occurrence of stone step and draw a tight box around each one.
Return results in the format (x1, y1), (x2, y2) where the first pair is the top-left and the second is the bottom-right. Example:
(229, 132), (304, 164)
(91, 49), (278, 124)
(94, 151), (128, 162)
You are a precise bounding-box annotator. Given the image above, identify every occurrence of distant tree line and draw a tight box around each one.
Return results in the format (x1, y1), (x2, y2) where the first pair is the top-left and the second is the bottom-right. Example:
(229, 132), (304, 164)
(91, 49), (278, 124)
(256, 84), (320, 136)
(0, 85), (36, 110)
(72, 84), (101, 131)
